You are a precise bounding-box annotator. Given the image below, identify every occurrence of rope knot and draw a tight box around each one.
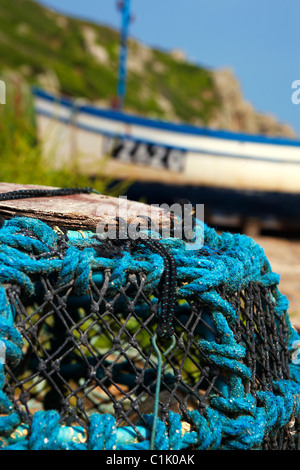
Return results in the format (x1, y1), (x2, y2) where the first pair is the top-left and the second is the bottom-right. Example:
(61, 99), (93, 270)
(2, 217), (58, 253)
(188, 409), (222, 450)
(57, 246), (95, 296)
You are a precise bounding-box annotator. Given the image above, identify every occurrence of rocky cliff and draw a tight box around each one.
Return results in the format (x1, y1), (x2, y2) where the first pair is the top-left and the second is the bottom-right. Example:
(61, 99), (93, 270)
(210, 68), (296, 138)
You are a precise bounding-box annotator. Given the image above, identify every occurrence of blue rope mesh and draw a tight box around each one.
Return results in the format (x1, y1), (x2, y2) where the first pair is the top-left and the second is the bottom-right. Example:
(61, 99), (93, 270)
(0, 215), (299, 450)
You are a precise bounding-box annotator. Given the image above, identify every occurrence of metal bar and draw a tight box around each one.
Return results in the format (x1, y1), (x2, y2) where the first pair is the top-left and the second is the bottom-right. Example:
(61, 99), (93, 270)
(117, 0), (131, 110)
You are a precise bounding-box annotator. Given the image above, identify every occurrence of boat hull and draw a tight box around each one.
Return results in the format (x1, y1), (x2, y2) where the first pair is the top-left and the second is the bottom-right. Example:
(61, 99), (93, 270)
(33, 88), (300, 195)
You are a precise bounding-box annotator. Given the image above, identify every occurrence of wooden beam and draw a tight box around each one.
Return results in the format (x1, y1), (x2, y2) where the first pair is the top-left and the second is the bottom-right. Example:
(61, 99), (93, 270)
(0, 183), (174, 232)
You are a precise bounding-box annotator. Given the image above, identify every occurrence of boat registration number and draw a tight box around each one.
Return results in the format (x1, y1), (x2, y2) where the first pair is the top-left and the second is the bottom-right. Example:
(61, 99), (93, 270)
(106, 138), (186, 173)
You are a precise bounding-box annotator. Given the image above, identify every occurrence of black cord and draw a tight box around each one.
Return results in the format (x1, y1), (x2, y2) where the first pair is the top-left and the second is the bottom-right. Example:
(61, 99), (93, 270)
(112, 216), (177, 339)
(0, 187), (94, 202)
(141, 238), (177, 339)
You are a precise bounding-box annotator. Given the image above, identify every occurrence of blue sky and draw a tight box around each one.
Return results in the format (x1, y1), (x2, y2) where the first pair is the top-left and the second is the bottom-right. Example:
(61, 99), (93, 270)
(38, 0), (300, 136)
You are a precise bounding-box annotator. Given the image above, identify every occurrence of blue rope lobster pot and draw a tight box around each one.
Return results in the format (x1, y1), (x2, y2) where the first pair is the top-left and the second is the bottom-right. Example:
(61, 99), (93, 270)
(0, 195), (300, 450)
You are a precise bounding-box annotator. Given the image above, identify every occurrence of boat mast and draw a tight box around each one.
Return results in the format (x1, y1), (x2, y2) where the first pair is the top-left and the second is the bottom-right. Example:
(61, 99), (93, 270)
(116, 0), (131, 110)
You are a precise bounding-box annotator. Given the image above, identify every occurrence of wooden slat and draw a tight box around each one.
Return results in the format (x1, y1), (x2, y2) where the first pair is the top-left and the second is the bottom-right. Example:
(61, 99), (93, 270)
(0, 182), (174, 232)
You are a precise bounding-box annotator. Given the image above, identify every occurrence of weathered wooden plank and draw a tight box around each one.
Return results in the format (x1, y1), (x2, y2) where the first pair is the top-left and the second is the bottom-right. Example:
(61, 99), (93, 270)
(0, 182), (174, 232)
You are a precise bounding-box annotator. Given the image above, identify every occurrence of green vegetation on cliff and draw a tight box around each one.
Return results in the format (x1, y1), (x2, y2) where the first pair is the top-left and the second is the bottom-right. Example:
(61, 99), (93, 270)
(0, 0), (219, 125)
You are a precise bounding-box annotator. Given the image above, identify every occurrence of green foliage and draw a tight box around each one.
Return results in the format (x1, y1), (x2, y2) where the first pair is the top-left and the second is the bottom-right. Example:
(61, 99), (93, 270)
(0, 0), (220, 124)
(0, 77), (127, 195)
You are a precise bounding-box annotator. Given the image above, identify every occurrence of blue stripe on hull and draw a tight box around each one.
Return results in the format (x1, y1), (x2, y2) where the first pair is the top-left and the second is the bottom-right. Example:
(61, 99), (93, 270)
(35, 107), (300, 165)
(32, 87), (300, 148)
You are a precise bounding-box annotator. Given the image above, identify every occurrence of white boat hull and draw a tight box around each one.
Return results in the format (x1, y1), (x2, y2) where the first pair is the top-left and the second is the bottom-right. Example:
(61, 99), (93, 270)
(33, 88), (300, 194)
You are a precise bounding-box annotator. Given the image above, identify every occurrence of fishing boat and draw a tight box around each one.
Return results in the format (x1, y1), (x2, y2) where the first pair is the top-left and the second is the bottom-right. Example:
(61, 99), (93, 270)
(33, 87), (300, 192)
